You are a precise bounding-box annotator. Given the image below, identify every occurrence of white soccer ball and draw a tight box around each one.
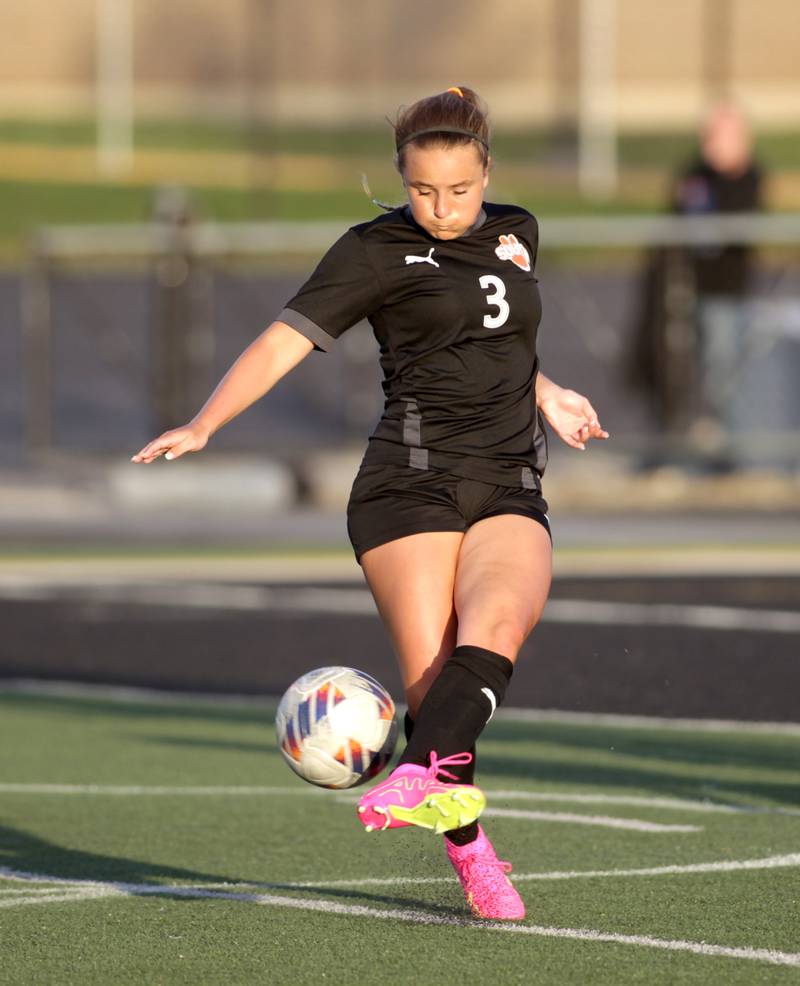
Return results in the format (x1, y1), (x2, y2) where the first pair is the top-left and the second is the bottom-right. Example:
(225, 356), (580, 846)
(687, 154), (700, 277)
(275, 666), (398, 789)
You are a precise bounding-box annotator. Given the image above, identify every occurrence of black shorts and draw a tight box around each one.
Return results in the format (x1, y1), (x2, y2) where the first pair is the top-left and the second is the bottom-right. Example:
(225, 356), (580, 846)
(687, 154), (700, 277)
(347, 463), (550, 563)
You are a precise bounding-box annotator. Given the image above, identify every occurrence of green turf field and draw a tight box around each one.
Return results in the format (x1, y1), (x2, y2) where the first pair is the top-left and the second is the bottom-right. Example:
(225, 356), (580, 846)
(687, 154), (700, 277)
(1, 687), (799, 985)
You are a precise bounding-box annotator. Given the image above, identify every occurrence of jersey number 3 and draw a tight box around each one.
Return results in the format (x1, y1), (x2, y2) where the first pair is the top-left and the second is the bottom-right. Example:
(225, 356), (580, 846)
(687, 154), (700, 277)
(479, 274), (509, 329)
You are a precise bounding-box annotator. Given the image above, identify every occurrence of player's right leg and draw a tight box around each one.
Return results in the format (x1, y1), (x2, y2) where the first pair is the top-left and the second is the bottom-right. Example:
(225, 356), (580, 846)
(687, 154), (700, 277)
(359, 529), (462, 718)
(355, 531), (485, 833)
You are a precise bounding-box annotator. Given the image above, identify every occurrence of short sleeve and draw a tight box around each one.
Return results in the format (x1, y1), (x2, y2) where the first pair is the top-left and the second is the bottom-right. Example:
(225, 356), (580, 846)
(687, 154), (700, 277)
(278, 229), (383, 352)
(524, 213), (539, 272)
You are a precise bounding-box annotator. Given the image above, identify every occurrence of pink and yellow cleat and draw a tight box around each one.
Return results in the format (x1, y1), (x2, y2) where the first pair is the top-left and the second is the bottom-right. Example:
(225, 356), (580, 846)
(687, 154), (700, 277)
(446, 825), (526, 920)
(356, 751), (485, 834)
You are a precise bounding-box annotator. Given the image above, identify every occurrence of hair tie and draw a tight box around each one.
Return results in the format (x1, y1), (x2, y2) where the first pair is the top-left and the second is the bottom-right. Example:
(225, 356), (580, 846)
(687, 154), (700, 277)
(447, 86), (464, 98)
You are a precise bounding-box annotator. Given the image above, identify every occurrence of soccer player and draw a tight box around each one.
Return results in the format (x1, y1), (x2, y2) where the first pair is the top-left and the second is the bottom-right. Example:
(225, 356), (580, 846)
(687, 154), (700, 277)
(132, 86), (608, 920)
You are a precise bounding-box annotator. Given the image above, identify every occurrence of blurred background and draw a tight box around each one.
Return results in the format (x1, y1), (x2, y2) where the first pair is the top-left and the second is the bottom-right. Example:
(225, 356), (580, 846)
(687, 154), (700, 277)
(1, 0), (798, 712)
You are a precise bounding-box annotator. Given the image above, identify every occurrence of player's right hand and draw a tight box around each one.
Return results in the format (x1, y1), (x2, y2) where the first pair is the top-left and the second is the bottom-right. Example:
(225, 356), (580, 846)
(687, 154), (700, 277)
(130, 424), (209, 464)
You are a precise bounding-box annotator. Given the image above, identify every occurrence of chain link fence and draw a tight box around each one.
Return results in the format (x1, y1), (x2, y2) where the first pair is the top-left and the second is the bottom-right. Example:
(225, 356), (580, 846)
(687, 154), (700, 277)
(12, 211), (800, 471)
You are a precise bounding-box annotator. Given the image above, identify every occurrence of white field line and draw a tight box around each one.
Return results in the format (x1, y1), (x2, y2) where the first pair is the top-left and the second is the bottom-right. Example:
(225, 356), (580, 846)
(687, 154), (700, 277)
(342, 787), (800, 819)
(5, 852), (800, 897)
(0, 678), (283, 709)
(0, 784), (705, 831)
(0, 870), (108, 887)
(544, 598), (800, 634)
(5, 678), (800, 737)
(492, 706), (800, 736)
(0, 868), (798, 968)
(2, 782), (796, 820)
(0, 887), (86, 896)
(480, 791), (800, 817)
(273, 852), (800, 889)
(0, 784), (324, 796)
(176, 850), (800, 892)
(513, 853), (800, 883)
(482, 807), (701, 833)
(0, 891), (115, 908)
(2, 581), (799, 634)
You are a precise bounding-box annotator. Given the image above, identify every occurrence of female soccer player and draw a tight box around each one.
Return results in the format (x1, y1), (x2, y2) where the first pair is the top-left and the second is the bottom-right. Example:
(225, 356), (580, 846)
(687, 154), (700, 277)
(133, 86), (608, 921)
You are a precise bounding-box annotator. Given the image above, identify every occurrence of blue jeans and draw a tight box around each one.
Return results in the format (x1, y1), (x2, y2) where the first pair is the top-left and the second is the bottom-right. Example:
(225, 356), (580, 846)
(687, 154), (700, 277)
(695, 295), (750, 436)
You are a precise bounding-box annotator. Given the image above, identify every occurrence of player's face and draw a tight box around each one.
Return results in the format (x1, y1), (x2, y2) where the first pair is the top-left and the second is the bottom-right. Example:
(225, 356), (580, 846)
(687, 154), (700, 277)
(402, 143), (489, 240)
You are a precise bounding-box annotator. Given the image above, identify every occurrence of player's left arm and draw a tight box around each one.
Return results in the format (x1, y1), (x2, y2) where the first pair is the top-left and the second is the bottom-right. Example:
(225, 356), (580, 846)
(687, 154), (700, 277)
(536, 373), (609, 451)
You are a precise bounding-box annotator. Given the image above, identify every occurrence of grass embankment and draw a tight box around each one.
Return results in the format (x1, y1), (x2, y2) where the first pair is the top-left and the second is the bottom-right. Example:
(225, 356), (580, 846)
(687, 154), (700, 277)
(1, 119), (798, 263)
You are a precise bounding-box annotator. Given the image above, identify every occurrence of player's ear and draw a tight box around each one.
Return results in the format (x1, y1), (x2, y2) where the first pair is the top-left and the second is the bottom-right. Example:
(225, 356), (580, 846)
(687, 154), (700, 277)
(482, 155), (491, 187)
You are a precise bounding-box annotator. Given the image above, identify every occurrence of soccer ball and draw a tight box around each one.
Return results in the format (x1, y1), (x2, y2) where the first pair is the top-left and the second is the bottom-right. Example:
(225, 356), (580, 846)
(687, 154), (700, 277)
(275, 666), (398, 789)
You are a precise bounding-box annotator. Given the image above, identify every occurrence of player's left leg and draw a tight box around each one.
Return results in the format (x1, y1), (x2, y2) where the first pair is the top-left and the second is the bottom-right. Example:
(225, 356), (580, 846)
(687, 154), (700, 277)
(401, 514), (551, 919)
(455, 512), (552, 649)
(356, 513), (549, 846)
(398, 513), (551, 769)
(356, 531), (486, 835)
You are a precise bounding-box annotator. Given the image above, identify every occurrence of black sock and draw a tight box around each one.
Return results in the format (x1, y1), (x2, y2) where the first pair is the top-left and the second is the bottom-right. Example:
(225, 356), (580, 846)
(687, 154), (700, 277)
(445, 820), (480, 846)
(404, 711), (476, 782)
(403, 709), (480, 846)
(399, 644), (512, 769)
(409, 644), (513, 848)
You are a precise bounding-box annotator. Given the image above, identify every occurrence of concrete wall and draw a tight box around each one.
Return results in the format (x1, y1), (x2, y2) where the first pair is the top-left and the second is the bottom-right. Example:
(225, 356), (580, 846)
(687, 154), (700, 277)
(1, 0), (798, 127)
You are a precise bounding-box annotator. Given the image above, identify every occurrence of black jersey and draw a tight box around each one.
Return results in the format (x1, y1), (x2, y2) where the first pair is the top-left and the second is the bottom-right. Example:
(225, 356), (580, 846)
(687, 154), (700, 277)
(279, 202), (547, 488)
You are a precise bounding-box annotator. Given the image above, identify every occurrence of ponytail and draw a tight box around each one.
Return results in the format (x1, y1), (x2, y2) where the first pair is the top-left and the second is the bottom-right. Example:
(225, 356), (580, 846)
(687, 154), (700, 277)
(393, 86), (490, 170)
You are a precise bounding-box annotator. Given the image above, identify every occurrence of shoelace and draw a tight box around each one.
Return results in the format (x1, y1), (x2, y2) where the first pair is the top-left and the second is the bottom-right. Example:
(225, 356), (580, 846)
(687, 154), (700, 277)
(362, 751), (477, 830)
(361, 751), (477, 831)
(427, 750), (474, 782)
(461, 855), (514, 884)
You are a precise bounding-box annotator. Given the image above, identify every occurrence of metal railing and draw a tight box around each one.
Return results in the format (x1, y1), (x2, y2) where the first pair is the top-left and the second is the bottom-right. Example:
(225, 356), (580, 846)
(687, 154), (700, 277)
(21, 212), (800, 460)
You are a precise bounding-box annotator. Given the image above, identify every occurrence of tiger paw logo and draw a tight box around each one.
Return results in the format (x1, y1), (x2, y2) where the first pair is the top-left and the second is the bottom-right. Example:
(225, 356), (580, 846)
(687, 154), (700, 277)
(495, 234), (531, 272)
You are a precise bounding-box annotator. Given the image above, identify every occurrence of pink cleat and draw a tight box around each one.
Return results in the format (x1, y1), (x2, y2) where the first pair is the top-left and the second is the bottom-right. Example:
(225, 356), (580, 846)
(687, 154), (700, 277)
(446, 825), (526, 920)
(356, 752), (485, 834)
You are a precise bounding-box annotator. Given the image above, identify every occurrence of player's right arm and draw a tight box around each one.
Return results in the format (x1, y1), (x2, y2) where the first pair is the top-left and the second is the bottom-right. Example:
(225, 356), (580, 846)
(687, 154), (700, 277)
(131, 320), (314, 464)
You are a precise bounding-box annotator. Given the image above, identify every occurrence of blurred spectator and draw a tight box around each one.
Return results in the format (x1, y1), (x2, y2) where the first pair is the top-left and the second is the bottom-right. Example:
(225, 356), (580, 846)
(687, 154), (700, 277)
(631, 102), (764, 470)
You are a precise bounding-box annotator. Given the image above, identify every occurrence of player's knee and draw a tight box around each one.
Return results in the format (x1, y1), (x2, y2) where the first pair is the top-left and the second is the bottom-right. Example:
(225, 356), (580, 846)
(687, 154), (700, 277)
(476, 616), (528, 661)
(492, 622), (526, 660)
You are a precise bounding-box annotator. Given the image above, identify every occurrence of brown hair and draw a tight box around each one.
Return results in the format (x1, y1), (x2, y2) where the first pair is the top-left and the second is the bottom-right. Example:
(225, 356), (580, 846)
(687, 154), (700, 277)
(394, 86), (490, 172)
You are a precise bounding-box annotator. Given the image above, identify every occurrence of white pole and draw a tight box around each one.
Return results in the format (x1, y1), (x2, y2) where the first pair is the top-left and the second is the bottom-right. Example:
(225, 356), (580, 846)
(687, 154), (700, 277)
(96, 0), (134, 178)
(578, 0), (617, 199)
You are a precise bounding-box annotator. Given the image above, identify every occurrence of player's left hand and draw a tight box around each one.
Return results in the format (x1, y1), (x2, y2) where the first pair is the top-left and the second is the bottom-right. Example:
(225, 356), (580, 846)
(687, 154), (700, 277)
(538, 388), (609, 450)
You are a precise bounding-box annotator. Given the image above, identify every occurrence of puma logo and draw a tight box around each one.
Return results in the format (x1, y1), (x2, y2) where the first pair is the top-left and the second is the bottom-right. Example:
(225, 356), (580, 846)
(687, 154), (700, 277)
(404, 247), (439, 268)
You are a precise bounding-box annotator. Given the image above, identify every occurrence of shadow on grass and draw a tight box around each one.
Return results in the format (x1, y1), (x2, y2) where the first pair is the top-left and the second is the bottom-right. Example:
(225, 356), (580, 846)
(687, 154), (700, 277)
(475, 751), (800, 809)
(0, 821), (242, 886)
(0, 823), (462, 917)
(486, 720), (800, 773)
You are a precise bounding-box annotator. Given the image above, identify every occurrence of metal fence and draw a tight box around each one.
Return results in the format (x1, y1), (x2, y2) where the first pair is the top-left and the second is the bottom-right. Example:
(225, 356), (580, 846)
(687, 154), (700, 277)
(17, 212), (800, 470)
